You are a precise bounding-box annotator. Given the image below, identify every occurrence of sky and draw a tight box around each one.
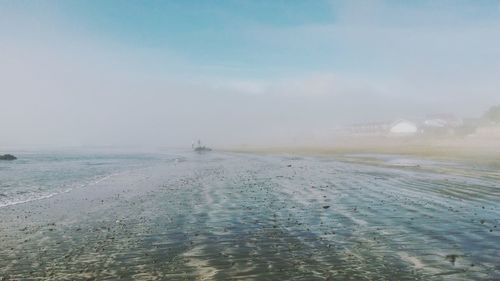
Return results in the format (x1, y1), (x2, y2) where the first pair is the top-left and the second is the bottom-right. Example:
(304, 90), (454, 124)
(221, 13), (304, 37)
(1, 0), (500, 148)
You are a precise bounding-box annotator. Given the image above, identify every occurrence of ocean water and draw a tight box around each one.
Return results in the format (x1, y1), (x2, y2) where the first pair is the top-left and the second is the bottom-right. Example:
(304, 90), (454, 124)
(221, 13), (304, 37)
(0, 151), (163, 208)
(0, 151), (499, 280)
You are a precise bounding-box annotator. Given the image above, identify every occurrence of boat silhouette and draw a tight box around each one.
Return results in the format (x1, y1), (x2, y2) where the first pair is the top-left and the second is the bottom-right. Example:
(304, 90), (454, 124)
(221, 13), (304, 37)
(192, 140), (212, 152)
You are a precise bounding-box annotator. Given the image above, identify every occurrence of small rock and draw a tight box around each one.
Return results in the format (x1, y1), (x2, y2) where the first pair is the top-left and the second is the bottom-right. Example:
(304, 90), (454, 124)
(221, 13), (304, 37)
(0, 154), (16, 160)
(445, 254), (459, 265)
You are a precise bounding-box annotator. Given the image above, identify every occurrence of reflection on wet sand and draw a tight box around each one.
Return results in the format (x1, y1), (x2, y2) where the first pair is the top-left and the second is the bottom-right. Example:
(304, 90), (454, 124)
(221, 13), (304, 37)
(0, 152), (499, 280)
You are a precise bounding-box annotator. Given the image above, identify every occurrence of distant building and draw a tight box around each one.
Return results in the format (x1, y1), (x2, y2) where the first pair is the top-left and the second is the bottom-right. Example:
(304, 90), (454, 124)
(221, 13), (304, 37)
(425, 114), (462, 126)
(340, 122), (390, 136)
(422, 114), (463, 135)
(341, 119), (420, 137)
(389, 119), (418, 136)
(424, 119), (447, 128)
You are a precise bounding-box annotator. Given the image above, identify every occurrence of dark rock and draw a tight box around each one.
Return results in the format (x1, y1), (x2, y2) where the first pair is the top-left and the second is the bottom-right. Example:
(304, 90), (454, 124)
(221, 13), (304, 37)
(0, 154), (16, 160)
(445, 254), (459, 265)
(323, 205), (330, 209)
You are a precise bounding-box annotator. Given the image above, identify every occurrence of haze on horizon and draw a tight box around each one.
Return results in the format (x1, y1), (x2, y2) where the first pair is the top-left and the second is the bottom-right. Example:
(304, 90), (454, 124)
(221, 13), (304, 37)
(1, 0), (500, 149)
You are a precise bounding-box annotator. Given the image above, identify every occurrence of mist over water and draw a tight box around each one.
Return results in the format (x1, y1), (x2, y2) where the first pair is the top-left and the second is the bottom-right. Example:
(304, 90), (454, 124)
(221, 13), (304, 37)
(1, 1), (500, 148)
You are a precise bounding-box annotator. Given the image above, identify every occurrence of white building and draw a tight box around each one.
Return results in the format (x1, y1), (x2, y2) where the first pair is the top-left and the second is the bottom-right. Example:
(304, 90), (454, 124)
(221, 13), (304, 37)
(389, 119), (418, 136)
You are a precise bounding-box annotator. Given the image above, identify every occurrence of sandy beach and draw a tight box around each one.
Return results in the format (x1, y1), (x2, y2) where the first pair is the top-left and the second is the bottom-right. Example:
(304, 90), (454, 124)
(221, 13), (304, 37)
(0, 151), (499, 280)
(229, 136), (500, 165)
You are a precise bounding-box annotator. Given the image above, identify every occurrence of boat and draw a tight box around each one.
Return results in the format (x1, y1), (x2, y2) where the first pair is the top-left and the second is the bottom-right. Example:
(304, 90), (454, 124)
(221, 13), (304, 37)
(193, 140), (212, 152)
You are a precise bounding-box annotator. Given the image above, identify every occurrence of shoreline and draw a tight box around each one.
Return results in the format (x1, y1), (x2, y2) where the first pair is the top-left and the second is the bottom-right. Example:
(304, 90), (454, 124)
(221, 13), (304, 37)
(226, 137), (500, 165)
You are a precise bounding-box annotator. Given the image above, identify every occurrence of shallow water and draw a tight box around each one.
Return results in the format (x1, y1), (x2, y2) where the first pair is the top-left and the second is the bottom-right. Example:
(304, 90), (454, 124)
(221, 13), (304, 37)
(0, 152), (499, 280)
(0, 152), (163, 207)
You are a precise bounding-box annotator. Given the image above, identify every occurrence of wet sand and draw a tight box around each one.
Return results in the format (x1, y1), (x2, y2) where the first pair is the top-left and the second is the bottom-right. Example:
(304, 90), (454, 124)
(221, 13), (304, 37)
(229, 136), (500, 165)
(1, 152), (499, 280)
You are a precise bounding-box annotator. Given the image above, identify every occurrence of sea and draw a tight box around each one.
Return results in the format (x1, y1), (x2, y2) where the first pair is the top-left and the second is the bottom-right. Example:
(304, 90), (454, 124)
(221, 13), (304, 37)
(0, 151), (165, 208)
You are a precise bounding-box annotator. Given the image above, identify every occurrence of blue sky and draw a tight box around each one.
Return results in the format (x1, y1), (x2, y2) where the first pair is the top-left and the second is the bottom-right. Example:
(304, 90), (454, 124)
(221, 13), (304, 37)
(3, 0), (500, 79)
(47, 0), (500, 76)
(1, 0), (500, 147)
